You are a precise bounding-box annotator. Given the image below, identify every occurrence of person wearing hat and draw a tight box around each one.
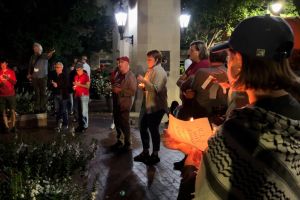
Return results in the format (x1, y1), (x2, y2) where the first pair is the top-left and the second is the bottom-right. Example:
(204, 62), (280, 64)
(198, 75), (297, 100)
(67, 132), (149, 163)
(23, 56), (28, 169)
(110, 56), (137, 151)
(0, 58), (17, 133)
(73, 62), (90, 133)
(163, 15), (300, 199)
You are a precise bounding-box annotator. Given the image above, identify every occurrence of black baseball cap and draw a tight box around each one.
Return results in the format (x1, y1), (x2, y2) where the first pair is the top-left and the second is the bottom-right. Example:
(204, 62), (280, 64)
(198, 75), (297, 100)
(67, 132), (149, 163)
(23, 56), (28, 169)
(75, 62), (84, 69)
(211, 15), (294, 61)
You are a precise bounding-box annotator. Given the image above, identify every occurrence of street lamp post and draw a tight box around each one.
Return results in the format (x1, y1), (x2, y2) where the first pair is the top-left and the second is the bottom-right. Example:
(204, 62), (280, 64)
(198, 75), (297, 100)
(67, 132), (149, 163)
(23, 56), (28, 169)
(114, 1), (134, 45)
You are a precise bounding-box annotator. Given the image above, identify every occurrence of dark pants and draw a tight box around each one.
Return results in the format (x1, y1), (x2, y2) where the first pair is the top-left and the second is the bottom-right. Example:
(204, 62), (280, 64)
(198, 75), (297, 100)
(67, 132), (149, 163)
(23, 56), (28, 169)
(113, 106), (130, 145)
(176, 99), (206, 199)
(177, 166), (197, 200)
(32, 77), (47, 112)
(139, 109), (165, 152)
(54, 95), (68, 126)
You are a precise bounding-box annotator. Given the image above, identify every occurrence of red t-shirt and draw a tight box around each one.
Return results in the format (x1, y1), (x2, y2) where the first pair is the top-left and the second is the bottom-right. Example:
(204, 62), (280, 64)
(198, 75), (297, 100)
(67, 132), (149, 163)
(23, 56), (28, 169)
(74, 73), (90, 97)
(0, 68), (16, 96)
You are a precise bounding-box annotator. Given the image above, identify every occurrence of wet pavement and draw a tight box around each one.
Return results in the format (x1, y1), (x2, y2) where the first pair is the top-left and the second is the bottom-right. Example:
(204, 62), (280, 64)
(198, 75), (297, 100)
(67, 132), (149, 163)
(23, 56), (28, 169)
(1, 99), (184, 200)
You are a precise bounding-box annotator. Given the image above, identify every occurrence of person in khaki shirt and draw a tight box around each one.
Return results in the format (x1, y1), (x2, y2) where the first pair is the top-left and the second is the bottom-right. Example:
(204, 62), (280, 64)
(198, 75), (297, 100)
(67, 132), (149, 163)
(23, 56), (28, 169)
(134, 50), (168, 165)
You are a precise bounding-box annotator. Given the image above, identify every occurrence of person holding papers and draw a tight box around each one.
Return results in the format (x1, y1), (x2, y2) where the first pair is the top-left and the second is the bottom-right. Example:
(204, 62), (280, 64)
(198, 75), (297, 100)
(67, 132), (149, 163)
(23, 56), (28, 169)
(164, 15), (300, 199)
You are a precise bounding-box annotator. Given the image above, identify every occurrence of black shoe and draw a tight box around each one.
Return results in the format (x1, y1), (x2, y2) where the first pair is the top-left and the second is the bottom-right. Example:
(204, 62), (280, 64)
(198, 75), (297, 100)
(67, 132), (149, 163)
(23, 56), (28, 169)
(134, 151), (150, 163)
(173, 156), (187, 171)
(147, 153), (160, 165)
(75, 126), (84, 133)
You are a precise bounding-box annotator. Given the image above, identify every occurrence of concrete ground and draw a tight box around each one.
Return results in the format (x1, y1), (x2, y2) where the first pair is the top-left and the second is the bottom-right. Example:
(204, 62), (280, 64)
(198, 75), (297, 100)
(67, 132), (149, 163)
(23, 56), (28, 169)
(1, 99), (184, 200)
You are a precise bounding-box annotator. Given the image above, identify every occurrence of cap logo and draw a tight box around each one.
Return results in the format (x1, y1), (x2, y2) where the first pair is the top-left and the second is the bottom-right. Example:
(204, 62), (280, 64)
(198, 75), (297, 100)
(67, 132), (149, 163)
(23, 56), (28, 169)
(256, 49), (266, 57)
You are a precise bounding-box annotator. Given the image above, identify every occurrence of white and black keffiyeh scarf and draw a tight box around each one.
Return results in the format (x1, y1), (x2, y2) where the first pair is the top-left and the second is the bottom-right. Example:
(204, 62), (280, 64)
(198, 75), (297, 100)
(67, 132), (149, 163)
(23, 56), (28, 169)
(194, 107), (300, 200)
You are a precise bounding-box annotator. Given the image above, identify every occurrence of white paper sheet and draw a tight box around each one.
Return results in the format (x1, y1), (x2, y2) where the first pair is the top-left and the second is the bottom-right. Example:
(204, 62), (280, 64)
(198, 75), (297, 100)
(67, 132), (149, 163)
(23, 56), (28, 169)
(168, 115), (214, 151)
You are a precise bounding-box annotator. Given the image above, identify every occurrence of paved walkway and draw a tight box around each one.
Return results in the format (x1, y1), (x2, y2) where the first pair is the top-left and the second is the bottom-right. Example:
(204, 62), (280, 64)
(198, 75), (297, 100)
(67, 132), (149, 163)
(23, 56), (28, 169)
(1, 100), (184, 200)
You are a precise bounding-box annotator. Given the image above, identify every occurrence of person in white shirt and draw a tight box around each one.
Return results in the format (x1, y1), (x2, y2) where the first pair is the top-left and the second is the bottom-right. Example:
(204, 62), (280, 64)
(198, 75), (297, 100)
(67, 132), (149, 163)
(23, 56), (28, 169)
(81, 56), (91, 78)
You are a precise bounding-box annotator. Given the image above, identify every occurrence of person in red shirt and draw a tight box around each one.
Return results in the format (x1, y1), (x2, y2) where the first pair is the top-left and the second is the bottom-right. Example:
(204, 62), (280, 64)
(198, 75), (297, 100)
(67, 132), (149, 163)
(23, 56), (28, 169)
(0, 58), (17, 133)
(73, 62), (90, 133)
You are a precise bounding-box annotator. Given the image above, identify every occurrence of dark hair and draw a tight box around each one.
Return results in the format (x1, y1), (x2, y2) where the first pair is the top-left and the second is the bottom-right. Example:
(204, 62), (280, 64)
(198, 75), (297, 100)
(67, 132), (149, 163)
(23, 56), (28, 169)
(147, 50), (162, 64)
(190, 40), (209, 60)
(0, 57), (8, 63)
(234, 50), (300, 91)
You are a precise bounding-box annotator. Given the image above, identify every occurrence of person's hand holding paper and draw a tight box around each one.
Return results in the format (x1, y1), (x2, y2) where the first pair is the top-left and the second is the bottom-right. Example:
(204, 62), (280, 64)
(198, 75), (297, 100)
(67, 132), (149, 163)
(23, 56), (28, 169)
(166, 115), (214, 151)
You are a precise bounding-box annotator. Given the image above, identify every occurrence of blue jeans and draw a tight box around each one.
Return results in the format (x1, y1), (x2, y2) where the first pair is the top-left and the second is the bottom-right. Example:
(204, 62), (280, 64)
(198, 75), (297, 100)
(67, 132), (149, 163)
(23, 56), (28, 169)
(54, 95), (68, 126)
(68, 93), (74, 114)
(74, 96), (89, 128)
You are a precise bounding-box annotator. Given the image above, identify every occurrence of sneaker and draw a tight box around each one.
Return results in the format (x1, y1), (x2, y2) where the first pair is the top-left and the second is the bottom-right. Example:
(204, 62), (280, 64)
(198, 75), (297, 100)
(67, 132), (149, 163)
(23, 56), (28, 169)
(147, 153), (160, 165)
(134, 151), (150, 163)
(110, 123), (115, 129)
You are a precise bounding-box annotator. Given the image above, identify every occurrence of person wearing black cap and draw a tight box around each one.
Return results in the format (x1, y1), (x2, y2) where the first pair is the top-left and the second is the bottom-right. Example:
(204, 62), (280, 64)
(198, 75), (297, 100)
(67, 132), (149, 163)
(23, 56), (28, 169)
(163, 15), (300, 199)
(0, 58), (17, 133)
(110, 56), (137, 151)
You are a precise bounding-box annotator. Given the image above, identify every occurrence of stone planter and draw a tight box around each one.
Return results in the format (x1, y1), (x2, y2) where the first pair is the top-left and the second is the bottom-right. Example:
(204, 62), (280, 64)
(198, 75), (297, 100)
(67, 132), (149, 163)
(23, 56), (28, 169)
(17, 113), (47, 127)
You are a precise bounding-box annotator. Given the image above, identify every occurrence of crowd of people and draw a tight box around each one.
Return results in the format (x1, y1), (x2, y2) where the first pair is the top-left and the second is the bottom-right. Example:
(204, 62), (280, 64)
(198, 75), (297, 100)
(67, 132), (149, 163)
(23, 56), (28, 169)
(0, 14), (300, 199)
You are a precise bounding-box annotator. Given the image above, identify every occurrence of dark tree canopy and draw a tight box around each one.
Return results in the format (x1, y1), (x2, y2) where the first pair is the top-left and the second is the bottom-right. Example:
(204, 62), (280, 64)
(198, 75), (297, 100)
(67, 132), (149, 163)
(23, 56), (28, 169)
(0, 0), (113, 65)
(181, 0), (299, 48)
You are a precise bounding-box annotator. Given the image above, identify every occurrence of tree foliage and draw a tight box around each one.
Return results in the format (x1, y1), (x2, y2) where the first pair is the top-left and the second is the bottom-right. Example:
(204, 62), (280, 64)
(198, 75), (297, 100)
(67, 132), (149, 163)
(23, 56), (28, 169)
(181, 0), (299, 48)
(0, 0), (113, 64)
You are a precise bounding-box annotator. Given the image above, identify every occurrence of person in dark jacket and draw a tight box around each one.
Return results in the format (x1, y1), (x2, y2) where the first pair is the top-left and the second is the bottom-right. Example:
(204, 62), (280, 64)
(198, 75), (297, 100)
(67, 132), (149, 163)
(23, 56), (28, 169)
(110, 56), (137, 151)
(27, 42), (55, 113)
(50, 62), (69, 131)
